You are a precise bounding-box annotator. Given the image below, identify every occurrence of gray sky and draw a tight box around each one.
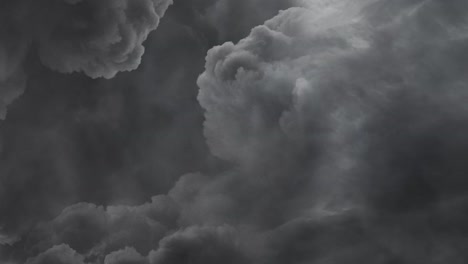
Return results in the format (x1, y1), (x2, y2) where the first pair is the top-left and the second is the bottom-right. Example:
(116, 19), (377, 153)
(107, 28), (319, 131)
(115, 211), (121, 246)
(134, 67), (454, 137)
(2, 0), (468, 263)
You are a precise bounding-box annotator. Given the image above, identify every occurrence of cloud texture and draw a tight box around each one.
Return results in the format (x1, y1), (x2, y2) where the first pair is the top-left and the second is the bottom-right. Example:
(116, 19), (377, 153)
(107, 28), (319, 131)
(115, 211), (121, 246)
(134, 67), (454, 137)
(197, 0), (468, 262)
(0, 0), (172, 119)
(37, 0), (172, 79)
(0, 0), (294, 247)
(3, 0), (468, 264)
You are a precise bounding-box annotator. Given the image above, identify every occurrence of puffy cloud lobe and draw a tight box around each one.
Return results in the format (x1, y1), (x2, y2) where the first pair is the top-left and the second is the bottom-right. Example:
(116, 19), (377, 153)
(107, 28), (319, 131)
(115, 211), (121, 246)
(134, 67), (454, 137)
(25, 196), (178, 262)
(148, 225), (250, 264)
(25, 244), (84, 264)
(0, 0), (172, 120)
(167, 173), (239, 226)
(24, 196), (254, 264)
(104, 247), (148, 264)
(197, 6), (353, 165)
(50, 203), (108, 254)
(37, 0), (173, 79)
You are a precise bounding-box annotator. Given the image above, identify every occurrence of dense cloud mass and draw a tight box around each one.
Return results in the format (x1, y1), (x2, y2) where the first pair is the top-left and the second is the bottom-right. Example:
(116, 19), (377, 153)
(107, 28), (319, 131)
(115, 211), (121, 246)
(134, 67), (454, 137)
(2, 0), (468, 264)
(37, 0), (173, 79)
(200, 0), (468, 212)
(197, 0), (468, 262)
(104, 247), (147, 264)
(0, 0), (297, 247)
(148, 225), (250, 264)
(25, 244), (85, 264)
(0, 0), (173, 119)
(0, 0), (174, 236)
(21, 196), (177, 263)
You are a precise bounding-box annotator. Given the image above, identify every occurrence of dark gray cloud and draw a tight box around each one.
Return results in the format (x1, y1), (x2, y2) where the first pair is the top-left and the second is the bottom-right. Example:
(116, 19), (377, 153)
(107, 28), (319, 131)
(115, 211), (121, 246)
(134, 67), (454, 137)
(25, 244), (84, 264)
(0, 0), (176, 243)
(22, 195), (177, 263)
(104, 247), (148, 264)
(196, 0), (468, 262)
(199, 0), (468, 213)
(4, 0), (468, 264)
(0, 0), (173, 120)
(0, 0), (295, 251)
(148, 225), (251, 264)
(36, 0), (173, 79)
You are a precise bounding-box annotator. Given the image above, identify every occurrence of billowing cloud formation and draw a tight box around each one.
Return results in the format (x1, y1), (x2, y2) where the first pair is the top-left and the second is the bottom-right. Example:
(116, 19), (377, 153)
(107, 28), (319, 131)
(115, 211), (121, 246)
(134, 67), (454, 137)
(196, 0), (468, 262)
(37, 0), (172, 79)
(25, 244), (84, 264)
(198, 0), (468, 211)
(0, 0), (172, 120)
(23, 195), (177, 263)
(0, 0), (295, 252)
(104, 247), (147, 264)
(149, 225), (250, 264)
(20, 181), (254, 264)
(4, 0), (468, 264)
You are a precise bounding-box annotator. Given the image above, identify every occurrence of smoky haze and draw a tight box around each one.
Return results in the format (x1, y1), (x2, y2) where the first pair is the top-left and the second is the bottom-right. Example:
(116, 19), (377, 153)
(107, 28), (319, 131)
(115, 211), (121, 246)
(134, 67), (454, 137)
(2, 0), (468, 264)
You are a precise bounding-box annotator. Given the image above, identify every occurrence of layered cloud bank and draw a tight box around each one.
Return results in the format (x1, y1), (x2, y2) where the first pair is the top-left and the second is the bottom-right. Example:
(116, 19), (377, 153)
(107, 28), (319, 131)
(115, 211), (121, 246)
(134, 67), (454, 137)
(3, 0), (468, 263)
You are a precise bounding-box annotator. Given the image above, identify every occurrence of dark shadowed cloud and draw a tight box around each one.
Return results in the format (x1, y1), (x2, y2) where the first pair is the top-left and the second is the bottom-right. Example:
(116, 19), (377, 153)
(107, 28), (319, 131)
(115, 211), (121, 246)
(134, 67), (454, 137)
(0, 0), (173, 119)
(36, 0), (173, 79)
(3, 0), (468, 264)
(104, 247), (148, 264)
(148, 225), (251, 264)
(25, 244), (84, 264)
(196, 0), (468, 262)
(0, 0), (295, 261)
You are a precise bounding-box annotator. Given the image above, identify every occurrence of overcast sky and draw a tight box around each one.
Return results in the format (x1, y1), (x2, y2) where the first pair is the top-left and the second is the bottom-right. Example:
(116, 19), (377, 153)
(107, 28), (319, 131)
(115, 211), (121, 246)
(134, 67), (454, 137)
(2, 0), (468, 263)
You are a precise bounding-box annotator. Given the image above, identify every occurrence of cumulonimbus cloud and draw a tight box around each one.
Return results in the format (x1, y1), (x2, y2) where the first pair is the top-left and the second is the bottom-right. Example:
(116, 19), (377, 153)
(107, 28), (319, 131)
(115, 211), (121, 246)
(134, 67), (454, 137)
(5, 0), (468, 263)
(196, 0), (468, 262)
(198, 0), (468, 209)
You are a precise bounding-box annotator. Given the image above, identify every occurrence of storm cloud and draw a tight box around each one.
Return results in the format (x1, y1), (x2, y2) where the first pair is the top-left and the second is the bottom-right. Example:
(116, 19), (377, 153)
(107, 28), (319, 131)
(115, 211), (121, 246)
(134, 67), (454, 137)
(0, 0), (173, 119)
(197, 0), (468, 262)
(3, 0), (468, 264)
(1, 0), (294, 260)
(36, 0), (173, 79)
